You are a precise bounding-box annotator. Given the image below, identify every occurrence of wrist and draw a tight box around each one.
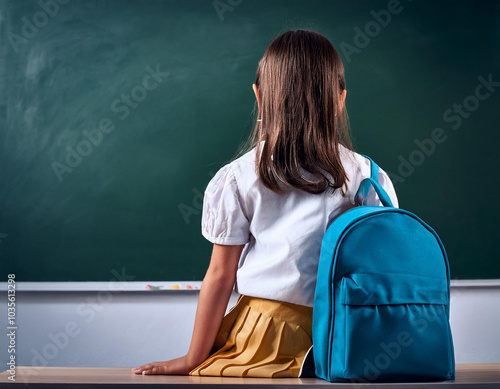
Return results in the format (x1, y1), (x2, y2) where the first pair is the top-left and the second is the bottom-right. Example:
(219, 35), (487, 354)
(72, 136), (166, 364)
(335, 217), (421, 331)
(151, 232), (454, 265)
(185, 352), (206, 368)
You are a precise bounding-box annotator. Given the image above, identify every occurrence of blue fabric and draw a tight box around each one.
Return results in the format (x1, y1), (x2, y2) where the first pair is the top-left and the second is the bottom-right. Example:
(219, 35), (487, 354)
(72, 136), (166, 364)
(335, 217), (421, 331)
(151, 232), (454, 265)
(312, 156), (455, 383)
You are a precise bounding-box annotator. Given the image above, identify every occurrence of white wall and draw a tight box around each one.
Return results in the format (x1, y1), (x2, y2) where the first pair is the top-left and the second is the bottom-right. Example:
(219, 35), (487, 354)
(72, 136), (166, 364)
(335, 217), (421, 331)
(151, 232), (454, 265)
(448, 281), (500, 363)
(1, 280), (499, 376)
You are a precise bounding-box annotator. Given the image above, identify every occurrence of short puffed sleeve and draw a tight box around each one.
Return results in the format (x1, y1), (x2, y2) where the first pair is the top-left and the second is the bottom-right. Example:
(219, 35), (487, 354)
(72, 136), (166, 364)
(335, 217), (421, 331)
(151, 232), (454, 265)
(201, 164), (251, 245)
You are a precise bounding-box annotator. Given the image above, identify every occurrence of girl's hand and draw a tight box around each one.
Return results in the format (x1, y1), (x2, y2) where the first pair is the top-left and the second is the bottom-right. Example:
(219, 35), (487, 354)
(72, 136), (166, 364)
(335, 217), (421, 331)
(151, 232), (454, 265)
(131, 245), (244, 376)
(131, 355), (196, 375)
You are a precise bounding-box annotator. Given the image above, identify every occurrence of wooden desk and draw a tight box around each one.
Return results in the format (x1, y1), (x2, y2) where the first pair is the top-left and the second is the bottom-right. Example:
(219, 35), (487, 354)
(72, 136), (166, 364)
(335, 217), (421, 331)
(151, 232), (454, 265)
(0, 364), (499, 388)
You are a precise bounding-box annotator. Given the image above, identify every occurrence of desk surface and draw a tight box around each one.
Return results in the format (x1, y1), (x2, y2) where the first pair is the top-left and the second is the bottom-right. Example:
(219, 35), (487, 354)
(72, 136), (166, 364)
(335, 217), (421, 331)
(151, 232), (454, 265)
(0, 364), (499, 388)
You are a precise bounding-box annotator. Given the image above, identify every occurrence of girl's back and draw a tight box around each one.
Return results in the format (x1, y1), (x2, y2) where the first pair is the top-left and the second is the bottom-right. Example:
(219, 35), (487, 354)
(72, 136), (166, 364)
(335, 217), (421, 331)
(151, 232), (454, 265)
(202, 140), (398, 307)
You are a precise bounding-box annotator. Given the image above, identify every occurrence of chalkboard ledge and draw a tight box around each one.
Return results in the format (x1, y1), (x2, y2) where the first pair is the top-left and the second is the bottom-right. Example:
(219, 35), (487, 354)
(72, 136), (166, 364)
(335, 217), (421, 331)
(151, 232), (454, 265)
(1, 281), (203, 292)
(449, 279), (500, 288)
(1, 280), (499, 292)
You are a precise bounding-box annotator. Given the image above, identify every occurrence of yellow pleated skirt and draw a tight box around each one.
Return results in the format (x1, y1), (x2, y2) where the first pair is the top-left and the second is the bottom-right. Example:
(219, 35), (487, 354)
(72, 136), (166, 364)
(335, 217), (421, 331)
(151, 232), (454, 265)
(188, 294), (314, 378)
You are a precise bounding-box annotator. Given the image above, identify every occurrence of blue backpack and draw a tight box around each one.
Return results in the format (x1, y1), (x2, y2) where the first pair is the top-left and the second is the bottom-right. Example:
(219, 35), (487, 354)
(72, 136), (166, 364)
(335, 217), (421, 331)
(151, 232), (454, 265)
(311, 155), (455, 382)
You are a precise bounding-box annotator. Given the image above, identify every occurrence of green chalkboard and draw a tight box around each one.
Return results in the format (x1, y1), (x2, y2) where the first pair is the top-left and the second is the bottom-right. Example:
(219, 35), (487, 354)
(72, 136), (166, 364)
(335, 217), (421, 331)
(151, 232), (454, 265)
(1, 0), (499, 282)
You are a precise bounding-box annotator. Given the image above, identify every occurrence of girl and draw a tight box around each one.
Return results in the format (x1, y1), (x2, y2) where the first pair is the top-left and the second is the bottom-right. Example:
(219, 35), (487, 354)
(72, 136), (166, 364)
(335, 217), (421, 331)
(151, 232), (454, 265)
(132, 29), (398, 378)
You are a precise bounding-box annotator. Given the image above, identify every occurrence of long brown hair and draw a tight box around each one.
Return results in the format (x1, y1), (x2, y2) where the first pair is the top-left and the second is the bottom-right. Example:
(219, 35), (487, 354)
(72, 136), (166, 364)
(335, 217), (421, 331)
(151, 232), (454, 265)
(232, 29), (354, 195)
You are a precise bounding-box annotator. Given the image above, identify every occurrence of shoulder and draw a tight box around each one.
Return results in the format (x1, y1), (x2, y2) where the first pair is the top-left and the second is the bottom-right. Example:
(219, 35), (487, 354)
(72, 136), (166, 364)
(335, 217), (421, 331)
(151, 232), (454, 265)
(205, 163), (237, 199)
(338, 144), (390, 179)
(338, 144), (399, 208)
(337, 143), (370, 177)
(205, 146), (258, 196)
(222, 146), (259, 184)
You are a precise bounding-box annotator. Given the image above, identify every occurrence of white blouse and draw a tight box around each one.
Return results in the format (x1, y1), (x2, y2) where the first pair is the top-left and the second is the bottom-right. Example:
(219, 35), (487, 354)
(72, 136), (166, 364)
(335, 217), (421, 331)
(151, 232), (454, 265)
(201, 142), (399, 307)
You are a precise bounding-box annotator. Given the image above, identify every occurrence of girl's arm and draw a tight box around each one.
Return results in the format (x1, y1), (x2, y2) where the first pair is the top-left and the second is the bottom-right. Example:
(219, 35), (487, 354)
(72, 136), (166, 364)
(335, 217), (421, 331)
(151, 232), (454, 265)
(185, 243), (244, 366)
(132, 243), (245, 375)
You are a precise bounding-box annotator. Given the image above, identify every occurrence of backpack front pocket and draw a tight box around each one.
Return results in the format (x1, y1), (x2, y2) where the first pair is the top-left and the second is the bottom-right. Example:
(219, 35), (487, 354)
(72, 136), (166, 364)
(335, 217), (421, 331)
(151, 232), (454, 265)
(338, 272), (454, 382)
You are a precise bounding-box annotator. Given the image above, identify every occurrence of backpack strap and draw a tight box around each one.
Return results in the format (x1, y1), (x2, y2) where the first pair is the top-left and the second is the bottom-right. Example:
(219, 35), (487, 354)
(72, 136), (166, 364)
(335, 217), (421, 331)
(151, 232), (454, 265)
(354, 155), (394, 207)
